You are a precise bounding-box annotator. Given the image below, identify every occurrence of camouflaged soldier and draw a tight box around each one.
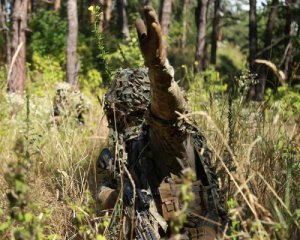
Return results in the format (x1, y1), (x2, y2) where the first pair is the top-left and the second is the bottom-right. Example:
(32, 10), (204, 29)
(97, 6), (228, 240)
(53, 82), (89, 124)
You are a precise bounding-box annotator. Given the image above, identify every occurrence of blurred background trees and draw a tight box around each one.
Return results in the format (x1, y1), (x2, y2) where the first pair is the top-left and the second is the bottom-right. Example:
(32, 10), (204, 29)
(0, 0), (299, 100)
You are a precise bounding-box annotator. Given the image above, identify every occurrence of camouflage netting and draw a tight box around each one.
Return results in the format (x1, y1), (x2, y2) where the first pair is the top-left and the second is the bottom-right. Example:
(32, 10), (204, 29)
(104, 68), (150, 132)
(53, 82), (90, 124)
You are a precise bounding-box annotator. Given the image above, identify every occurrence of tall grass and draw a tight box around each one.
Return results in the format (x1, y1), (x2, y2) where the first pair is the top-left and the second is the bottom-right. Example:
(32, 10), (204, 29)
(0, 68), (299, 239)
(187, 70), (300, 239)
(0, 86), (108, 239)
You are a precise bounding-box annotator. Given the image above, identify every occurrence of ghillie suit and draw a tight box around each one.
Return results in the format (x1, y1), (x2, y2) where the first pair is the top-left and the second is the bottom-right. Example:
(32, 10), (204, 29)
(53, 82), (89, 124)
(97, 6), (228, 240)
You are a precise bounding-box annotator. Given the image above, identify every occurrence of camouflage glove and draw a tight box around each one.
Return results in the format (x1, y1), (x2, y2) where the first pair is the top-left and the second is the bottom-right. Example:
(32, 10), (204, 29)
(135, 6), (166, 68)
(135, 6), (187, 121)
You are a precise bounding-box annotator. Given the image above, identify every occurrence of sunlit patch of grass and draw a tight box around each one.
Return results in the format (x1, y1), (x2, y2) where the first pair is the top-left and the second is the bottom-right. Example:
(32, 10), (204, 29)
(0, 85), (109, 239)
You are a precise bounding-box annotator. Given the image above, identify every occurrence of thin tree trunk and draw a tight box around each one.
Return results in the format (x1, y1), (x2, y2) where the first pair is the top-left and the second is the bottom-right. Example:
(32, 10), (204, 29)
(98, 0), (105, 33)
(54, 0), (61, 12)
(195, 0), (209, 72)
(181, 0), (189, 48)
(159, 0), (172, 37)
(0, 0), (11, 67)
(28, 0), (32, 12)
(249, 0), (257, 73)
(90, 0), (95, 24)
(104, 0), (112, 30)
(67, 0), (78, 86)
(159, 0), (172, 56)
(211, 0), (221, 65)
(8, 0), (28, 94)
(284, 0), (293, 83)
(142, 0), (150, 5)
(117, 0), (130, 39)
(248, 0), (257, 99)
(256, 0), (279, 100)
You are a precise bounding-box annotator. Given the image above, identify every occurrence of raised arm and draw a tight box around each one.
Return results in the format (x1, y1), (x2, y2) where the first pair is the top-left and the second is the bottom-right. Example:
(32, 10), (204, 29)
(135, 6), (186, 121)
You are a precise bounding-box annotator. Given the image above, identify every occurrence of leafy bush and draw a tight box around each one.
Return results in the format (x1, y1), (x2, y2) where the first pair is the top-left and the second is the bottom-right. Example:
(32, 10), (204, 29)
(106, 32), (144, 70)
(28, 52), (65, 95)
(266, 86), (300, 118)
(28, 10), (67, 61)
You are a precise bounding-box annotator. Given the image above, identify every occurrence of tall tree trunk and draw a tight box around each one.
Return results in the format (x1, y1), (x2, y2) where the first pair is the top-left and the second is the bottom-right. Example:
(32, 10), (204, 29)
(142, 0), (150, 6)
(248, 0), (257, 99)
(28, 0), (32, 12)
(181, 0), (189, 48)
(159, 0), (172, 37)
(54, 0), (61, 12)
(90, 0), (95, 24)
(104, 0), (112, 30)
(159, 0), (172, 55)
(210, 0), (221, 65)
(117, 0), (130, 39)
(78, 0), (85, 26)
(256, 0), (279, 100)
(8, 0), (28, 94)
(284, 0), (293, 84)
(67, 0), (78, 86)
(0, 0), (12, 67)
(98, 0), (105, 33)
(195, 0), (209, 72)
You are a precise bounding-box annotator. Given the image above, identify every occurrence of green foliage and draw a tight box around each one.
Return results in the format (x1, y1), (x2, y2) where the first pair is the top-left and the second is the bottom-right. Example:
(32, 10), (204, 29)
(1, 161), (46, 240)
(186, 66), (227, 109)
(80, 68), (103, 93)
(90, 5), (112, 85)
(170, 169), (196, 235)
(216, 42), (247, 78)
(28, 52), (65, 95)
(71, 191), (109, 239)
(106, 33), (144, 70)
(28, 10), (67, 61)
(266, 86), (300, 118)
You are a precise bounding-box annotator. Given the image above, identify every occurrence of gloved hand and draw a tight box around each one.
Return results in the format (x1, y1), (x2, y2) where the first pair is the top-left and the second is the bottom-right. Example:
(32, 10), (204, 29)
(135, 6), (166, 68)
(97, 187), (119, 210)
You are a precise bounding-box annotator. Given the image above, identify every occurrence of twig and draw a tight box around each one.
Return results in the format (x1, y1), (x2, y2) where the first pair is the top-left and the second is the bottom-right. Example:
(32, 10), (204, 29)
(7, 42), (24, 84)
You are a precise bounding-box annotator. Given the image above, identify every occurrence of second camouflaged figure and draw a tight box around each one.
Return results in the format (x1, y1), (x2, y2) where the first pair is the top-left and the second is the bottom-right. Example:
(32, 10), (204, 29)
(53, 82), (89, 124)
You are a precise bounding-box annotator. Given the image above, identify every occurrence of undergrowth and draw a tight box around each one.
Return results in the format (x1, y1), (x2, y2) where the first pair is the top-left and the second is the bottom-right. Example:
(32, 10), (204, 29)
(0, 7), (299, 239)
(0, 66), (299, 239)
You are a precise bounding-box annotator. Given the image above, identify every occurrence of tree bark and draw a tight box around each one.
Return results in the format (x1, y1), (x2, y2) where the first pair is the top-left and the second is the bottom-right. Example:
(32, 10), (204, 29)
(195, 0), (209, 72)
(67, 0), (78, 86)
(159, 0), (172, 56)
(284, 0), (293, 83)
(54, 0), (61, 12)
(210, 0), (221, 65)
(159, 0), (172, 37)
(7, 0), (28, 94)
(248, 0), (257, 99)
(104, 0), (112, 30)
(117, 0), (130, 39)
(256, 0), (279, 100)
(0, 0), (12, 67)
(249, 0), (257, 73)
(181, 0), (189, 48)
(142, 0), (150, 5)
(28, 0), (32, 12)
(98, 0), (105, 33)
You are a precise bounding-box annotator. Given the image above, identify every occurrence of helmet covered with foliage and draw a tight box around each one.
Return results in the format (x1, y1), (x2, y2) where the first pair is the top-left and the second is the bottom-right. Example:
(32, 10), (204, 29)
(53, 82), (89, 124)
(104, 68), (150, 132)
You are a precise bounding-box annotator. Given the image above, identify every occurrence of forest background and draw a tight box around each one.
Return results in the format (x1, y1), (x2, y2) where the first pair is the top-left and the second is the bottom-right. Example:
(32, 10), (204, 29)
(0, 0), (300, 239)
